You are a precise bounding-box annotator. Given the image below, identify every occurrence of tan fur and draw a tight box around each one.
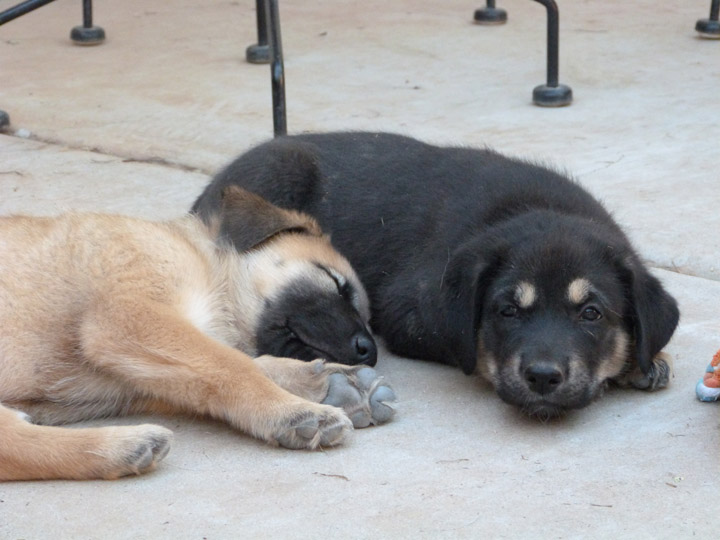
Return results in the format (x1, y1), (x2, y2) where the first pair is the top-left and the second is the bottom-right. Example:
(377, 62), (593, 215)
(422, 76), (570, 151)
(567, 278), (591, 305)
(475, 346), (498, 383)
(0, 200), (369, 481)
(596, 330), (631, 382)
(514, 281), (537, 309)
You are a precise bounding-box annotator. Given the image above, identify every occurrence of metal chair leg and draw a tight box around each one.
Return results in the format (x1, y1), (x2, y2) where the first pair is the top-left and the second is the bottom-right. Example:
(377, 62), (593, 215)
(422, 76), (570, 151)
(474, 0), (507, 25)
(70, 0), (105, 45)
(696, 0), (720, 38)
(247, 0), (270, 63)
(0, 0), (56, 24)
(266, 0), (286, 136)
(531, 0), (572, 107)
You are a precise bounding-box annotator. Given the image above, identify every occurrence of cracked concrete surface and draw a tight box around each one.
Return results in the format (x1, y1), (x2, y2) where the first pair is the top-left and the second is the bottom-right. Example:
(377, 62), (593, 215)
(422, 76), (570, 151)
(1, 0), (718, 538)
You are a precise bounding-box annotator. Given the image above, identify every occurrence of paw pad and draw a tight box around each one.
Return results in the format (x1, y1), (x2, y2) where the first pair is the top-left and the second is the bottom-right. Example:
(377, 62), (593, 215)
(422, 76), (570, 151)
(275, 411), (351, 449)
(323, 366), (397, 428)
(124, 427), (173, 475)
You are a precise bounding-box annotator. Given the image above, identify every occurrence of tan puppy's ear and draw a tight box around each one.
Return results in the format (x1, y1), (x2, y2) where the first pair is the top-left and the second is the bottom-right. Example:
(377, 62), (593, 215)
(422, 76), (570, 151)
(218, 186), (322, 252)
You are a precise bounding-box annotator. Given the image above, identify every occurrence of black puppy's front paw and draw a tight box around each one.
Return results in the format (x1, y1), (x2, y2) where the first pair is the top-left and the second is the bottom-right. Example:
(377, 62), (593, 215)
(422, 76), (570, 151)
(614, 352), (672, 391)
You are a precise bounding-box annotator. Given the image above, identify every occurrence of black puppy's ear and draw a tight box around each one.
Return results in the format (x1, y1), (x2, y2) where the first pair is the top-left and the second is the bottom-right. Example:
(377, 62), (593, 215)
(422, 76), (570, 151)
(192, 138), (323, 219)
(620, 256), (679, 374)
(441, 239), (502, 375)
(217, 186), (322, 252)
(251, 139), (324, 212)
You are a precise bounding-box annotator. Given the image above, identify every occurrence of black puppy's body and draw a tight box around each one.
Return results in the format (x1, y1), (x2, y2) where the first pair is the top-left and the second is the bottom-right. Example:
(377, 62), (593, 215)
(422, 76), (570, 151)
(193, 132), (679, 416)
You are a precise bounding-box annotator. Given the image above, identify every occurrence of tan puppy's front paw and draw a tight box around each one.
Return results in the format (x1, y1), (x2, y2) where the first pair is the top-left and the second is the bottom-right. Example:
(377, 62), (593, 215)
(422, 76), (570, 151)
(323, 366), (397, 428)
(272, 404), (352, 450)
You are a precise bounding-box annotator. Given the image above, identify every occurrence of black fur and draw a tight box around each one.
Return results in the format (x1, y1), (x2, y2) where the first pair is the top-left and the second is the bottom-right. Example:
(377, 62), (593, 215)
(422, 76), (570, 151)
(255, 275), (376, 366)
(193, 132), (679, 414)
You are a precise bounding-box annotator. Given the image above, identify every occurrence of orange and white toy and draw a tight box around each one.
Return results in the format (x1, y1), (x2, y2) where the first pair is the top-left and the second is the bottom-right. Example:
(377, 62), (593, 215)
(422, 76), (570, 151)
(696, 349), (720, 402)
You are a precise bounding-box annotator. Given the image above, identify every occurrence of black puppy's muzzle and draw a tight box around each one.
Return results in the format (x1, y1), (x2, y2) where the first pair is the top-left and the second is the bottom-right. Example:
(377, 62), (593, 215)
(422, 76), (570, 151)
(521, 358), (567, 396)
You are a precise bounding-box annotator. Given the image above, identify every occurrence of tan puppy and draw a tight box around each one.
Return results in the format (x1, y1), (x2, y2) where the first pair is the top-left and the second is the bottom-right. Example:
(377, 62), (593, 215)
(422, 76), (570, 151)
(0, 188), (395, 481)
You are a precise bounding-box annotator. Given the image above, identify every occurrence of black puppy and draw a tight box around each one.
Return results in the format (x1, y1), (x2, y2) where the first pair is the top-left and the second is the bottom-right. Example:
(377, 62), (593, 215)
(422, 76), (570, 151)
(193, 132), (679, 417)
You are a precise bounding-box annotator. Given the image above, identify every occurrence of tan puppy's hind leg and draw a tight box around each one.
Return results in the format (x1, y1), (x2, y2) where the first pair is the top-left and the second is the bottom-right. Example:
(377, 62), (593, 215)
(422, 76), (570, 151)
(0, 404), (172, 481)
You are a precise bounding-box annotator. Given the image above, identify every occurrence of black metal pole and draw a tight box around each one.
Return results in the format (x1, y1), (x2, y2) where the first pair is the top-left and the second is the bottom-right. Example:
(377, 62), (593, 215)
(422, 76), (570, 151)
(71, 0), (105, 45)
(531, 0), (572, 107)
(266, 0), (287, 136)
(0, 0), (57, 26)
(474, 0), (507, 25)
(246, 0), (270, 63)
(695, 0), (720, 38)
(0, 0), (61, 130)
(82, 0), (92, 27)
(544, 0), (558, 87)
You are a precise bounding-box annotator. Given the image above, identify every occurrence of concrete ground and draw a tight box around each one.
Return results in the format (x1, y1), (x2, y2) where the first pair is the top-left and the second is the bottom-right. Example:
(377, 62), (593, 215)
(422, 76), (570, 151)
(1, 0), (718, 537)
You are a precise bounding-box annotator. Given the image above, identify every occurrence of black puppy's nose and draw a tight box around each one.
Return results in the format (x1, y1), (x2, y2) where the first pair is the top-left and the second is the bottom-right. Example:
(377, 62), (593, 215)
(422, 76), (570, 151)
(524, 362), (564, 395)
(353, 333), (377, 366)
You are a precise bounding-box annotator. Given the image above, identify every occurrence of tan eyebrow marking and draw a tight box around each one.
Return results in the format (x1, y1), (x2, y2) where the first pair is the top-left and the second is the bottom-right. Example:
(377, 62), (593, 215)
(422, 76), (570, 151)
(514, 281), (536, 309)
(567, 278), (592, 304)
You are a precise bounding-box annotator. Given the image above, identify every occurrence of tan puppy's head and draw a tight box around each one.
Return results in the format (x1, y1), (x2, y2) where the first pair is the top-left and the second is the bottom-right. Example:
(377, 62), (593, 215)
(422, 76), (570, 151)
(217, 187), (376, 366)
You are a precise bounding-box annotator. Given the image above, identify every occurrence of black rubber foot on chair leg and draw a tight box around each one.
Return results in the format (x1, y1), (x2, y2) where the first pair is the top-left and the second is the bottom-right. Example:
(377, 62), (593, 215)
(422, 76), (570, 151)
(532, 84), (573, 107)
(695, 18), (720, 38)
(71, 25), (106, 45)
(246, 44), (270, 64)
(473, 7), (507, 25)
(0, 110), (9, 129)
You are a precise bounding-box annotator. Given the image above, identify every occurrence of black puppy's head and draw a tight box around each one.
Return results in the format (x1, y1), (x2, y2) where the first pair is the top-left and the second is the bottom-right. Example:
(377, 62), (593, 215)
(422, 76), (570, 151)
(216, 186), (376, 366)
(442, 212), (678, 417)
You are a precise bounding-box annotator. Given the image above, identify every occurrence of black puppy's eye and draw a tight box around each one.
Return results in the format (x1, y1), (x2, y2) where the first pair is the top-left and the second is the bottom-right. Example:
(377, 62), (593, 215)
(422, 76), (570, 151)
(500, 305), (519, 318)
(580, 306), (602, 321)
